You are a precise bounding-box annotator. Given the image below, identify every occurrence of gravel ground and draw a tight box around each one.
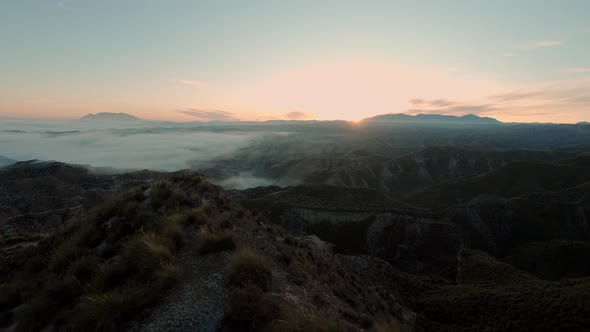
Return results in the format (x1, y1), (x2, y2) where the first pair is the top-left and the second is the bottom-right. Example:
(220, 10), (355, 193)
(130, 231), (229, 332)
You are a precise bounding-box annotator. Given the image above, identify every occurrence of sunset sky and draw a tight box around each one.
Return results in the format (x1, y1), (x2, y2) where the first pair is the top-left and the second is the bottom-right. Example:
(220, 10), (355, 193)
(1, 1), (589, 123)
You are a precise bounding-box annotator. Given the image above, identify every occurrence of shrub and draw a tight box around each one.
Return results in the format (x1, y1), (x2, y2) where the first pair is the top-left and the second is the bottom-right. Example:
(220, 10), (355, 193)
(198, 228), (237, 254)
(72, 287), (156, 331)
(15, 295), (60, 332)
(222, 284), (279, 331)
(226, 249), (272, 291)
(269, 308), (340, 332)
(68, 256), (100, 283)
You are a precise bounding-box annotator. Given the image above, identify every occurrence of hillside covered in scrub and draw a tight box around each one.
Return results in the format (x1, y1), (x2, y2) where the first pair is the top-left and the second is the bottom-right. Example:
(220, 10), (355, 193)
(1, 158), (590, 332)
(0, 169), (416, 331)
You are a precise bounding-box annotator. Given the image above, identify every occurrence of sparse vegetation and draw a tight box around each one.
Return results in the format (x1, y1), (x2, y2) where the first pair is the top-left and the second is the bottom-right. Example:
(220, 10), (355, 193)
(0, 176), (205, 331)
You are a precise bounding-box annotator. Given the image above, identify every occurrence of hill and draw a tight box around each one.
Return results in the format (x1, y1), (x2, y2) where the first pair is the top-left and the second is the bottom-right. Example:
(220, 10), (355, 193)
(404, 155), (590, 208)
(301, 147), (571, 194)
(0, 156), (16, 168)
(79, 112), (141, 122)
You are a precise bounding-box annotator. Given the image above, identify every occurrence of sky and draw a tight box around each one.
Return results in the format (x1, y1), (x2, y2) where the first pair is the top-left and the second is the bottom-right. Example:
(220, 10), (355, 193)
(1, 0), (589, 123)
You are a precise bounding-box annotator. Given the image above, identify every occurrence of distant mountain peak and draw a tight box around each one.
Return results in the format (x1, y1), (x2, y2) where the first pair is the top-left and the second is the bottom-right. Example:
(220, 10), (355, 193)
(362, 113), (501, 124)
(80, 112), (141, 122)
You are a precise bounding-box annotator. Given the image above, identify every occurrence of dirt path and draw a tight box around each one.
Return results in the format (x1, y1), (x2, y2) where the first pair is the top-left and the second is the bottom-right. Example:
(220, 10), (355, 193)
(130, 228), (228, 332)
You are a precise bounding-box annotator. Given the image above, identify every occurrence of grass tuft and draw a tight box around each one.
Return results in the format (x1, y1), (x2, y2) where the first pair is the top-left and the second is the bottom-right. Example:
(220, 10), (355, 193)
(72, 287), (156, 332)
(222, 284), (279, 331)
(125, 231), (173, 273)
(154, 263), (182, 291)
(68, 256), (100, 283)
(226, 249), (272, 291)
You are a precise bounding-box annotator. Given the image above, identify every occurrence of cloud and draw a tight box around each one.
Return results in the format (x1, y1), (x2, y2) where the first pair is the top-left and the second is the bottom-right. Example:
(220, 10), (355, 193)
(488, 91), (543, 102)
(499, 53), (518, 57)
(178, 79), (208, 88)
(567, 68), (590, 73)
(523, 40), (563, 50)
(408, 78), (590, 123)
(284, 111), (315, 120)
(177, 109), (238, 122)
(409, 98), (455, 107)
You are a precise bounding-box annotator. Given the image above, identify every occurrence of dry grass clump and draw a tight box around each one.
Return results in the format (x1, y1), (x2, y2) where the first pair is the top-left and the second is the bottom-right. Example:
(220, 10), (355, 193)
(226, 249), (272, 291)
(71, 287), (156, 332)
(269, 307), (340, 332)
(221, 283), (280, 331)
(198, 227), (237, 254)
(154, 263), (182, 291)
(160, 214), (186, 251)
(125, 231), (173, 273)
(68, 256), (100, 283)
(371, 317), (403, 332)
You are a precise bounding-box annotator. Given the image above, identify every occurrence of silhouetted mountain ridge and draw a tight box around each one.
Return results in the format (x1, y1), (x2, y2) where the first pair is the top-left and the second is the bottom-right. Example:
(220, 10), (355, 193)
(80, 112), (141, 122)
(362, 113), (502, 124)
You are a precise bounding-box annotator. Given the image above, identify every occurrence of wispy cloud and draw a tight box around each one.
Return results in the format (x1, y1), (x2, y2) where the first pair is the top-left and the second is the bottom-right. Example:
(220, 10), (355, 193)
(409, 98), (456, 107)
(284, 111), (315, 120)
(523, 40), (563, 50)
(178, 79), (208, 88)
(409, 78), (590, 123)
(567, 68), (590, 73)
(177, 109), (238, 121)
(499, 53), (518, 57)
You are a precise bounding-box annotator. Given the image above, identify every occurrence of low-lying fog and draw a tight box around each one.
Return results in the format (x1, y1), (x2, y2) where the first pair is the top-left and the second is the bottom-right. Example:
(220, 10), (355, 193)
(0, 119), (284, 189)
